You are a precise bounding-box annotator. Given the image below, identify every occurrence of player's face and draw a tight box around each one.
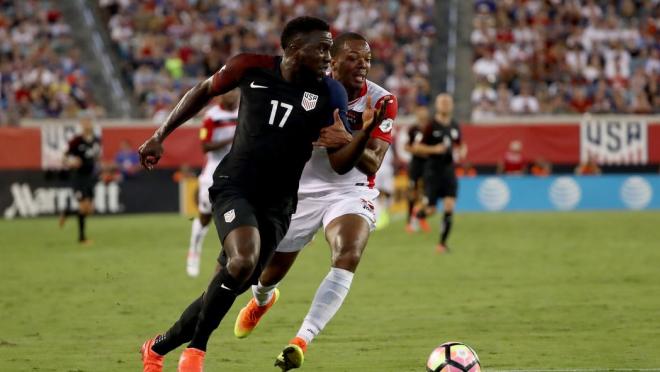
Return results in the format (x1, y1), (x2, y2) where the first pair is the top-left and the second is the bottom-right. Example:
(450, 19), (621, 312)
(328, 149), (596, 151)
(297, 31), (333, 78)
(435, 95), (454, 120)
(332, 39), (371, 91)
(81, 118), (94, 137)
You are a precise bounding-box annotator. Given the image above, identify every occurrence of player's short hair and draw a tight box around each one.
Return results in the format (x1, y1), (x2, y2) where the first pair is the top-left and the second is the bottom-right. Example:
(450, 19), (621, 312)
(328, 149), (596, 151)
(330, 32), (368, 57)
(280, 16), (330, 50)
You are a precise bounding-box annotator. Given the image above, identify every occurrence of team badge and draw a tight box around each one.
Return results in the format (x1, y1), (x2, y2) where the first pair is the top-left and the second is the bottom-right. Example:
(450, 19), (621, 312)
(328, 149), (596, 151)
(379, 118), (393, 133)
(301, 92), (318, 111)
(224, 209), (236, 223)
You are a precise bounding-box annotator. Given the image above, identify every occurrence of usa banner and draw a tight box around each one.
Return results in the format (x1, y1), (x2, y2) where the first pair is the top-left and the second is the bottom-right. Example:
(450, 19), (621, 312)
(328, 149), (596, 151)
(40, 123), (102, 170)
(580, 116), (648, 165)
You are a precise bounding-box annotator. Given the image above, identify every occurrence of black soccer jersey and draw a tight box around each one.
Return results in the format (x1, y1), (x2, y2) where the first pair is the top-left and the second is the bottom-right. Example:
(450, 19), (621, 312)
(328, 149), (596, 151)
(422, 119), (461, 172)
(67, 135), (101, 176)
(208, 53), (348, 211)
(408, 125), (426, 163)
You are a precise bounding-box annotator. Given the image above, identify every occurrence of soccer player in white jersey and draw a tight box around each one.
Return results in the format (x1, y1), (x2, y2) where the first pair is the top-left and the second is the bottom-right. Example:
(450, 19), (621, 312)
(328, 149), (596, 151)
(186, 89), (239, 277)
(232, 33), (398, 371)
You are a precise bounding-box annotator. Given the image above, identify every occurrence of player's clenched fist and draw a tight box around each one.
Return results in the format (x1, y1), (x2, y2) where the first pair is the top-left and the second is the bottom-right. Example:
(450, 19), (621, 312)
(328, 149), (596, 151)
(138, 136), (164, 170)
(361, 95), (390, 133)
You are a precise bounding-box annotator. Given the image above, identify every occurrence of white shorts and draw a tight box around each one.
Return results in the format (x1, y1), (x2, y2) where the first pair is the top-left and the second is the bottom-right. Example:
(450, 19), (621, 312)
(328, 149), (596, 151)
(276, 188), (379, 253)
(198, 174), (213, 215)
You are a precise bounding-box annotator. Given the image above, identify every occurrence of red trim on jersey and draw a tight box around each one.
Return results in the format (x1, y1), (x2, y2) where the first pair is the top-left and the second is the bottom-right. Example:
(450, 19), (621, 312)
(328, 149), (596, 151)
(211, 53), (277, 95)
(367, 174), (376, 188)
(348, 82), (369, 105)
(369, 94), (398, 144)
(200, 117), (237, 143)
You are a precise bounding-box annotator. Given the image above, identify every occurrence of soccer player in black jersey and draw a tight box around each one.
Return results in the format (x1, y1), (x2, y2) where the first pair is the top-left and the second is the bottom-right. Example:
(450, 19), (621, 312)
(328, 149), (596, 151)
(412, 94), (466, 253)
(405, 106), (432, 233)
(60, 116), (101, 244)
(138, 17), (389, 372)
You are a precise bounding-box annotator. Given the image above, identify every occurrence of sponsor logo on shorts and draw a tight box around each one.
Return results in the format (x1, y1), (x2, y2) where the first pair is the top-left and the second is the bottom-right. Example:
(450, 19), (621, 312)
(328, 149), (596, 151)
(224, 209), (236, 223)
(360, 198), (375, 214)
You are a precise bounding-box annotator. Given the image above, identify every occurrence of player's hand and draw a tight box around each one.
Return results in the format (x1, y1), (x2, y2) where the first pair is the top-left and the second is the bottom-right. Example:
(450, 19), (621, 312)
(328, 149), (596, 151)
(138, 136), (164, 170)
(314, 109), (353, 149)
(362, 96), (390, 134)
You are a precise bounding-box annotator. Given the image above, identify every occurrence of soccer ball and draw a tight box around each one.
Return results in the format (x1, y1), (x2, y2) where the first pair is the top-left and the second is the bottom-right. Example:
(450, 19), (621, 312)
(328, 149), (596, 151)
(426, 342), (481, 372)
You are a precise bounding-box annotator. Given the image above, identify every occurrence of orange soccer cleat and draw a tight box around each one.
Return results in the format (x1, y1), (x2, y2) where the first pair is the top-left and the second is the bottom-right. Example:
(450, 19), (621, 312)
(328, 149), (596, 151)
(419, 218), (431, 233)
(436, 243), (448, 254)
(234, 288), (280, 338)
(177, 347), (205, 372)
(274, 337), (308, 371)
(140, 337), (164, 372)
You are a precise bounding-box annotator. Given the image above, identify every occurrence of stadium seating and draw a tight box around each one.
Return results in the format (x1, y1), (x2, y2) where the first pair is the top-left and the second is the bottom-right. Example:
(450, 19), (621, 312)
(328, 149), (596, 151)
(99, 0), (435, 117)
(471, 0), (659, 119)
(0, 0), (97, 123)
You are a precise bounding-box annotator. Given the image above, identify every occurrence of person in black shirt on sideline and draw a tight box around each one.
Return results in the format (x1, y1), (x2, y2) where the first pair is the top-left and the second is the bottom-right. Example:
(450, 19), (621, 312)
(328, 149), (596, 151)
(411, 94), (466, 253)
(60, 116), (101, 244)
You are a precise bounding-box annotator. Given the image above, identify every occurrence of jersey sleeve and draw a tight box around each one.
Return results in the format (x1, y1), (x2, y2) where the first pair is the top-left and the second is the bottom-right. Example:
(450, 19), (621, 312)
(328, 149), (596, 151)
(370, 94), (398, 144)
(66, 137), (80, 156)
(199, 117), (215, 143)
(210, 53), (275, 95)
(323, 78), (349, 131)
(452, 122), (462, 145)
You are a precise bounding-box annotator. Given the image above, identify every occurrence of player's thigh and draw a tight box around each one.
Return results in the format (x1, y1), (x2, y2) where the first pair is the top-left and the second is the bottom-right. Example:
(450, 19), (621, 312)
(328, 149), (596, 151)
(322, 190), (377, 257)
(212, 194), (260, 268)
(275, 197), (324, 254)
(423, 177), (442, 208)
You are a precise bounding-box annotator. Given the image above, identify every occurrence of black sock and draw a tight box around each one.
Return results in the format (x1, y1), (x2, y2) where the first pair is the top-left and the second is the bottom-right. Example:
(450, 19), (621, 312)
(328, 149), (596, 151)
(440, 212), (453, 245)
(77, 213), (86, 241)
(416, 209), (427, 220)
(151, 294), (204, 356)
(406, 197), (415, 223)
(188, 268), (240, 351)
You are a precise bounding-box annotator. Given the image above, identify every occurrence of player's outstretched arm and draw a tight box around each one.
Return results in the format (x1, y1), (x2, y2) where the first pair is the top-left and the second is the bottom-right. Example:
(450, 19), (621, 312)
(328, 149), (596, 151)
(325, 98), (390, 175)
(138, 78), (218, 169)
(138, 54), (248, 169)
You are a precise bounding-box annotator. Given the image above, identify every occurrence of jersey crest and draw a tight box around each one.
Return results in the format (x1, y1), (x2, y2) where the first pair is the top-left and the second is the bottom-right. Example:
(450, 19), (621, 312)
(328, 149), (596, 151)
(379, 118), (393, 133)
(302, 92), (318, 111)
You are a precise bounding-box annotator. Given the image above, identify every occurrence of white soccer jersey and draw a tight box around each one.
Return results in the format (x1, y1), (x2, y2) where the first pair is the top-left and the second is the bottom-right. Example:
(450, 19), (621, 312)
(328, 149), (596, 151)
(297, 80), (398, 194)
(198, 104), (239, 182)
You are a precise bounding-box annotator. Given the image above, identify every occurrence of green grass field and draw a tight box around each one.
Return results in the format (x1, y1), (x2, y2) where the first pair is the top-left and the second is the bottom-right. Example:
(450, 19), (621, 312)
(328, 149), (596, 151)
(1, 211), (660, 372)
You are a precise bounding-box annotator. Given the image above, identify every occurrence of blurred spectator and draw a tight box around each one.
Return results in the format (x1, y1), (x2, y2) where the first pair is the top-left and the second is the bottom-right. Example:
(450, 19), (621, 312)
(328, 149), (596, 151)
(173, 164), (196, 183)
(530, 157), (552, 177)
(471, 0), (659, 117)
(100, 0), (435, 116)
(114, 139), (140, 178)
(575, 156), (602, 175)
(0, 1), (98, 122)
(510, 82), (539, 114)
(497, 140), (525, 175)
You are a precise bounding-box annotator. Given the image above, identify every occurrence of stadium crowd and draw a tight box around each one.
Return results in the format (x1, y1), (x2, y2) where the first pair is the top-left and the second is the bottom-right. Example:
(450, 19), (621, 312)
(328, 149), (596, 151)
(0, 0), (98, 124)
(99, 0), (435, 118)
(471, 0), (660, 119)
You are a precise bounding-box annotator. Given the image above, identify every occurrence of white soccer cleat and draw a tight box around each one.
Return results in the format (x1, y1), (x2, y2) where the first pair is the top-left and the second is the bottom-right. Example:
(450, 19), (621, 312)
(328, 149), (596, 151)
(186, 251), (200, 278)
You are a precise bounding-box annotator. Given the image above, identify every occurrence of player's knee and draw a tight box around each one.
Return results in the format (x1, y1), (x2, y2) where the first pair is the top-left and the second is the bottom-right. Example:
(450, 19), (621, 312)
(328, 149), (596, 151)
(331, 241), (365, 271)
(226, 254), (259, 282)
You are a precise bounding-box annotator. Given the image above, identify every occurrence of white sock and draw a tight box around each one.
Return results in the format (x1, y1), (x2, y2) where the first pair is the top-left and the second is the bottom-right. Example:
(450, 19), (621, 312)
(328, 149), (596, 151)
(296, 267), (354, 344)
(188, 218), (209, 255)
(252, 281), (278, 306)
